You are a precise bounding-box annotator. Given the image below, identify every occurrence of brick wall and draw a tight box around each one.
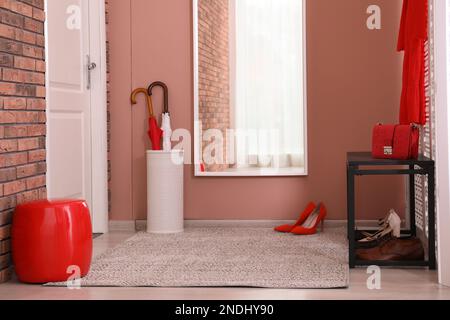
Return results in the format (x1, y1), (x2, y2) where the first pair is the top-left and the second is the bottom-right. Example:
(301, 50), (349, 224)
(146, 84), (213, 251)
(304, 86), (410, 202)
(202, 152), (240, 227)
(0, 0), (46, 283)
(198, 0), (230, 172)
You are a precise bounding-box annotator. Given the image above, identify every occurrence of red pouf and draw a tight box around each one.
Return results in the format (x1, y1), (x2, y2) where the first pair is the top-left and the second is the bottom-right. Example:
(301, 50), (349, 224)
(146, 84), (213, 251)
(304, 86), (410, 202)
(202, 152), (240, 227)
(12, 200), (93, 284)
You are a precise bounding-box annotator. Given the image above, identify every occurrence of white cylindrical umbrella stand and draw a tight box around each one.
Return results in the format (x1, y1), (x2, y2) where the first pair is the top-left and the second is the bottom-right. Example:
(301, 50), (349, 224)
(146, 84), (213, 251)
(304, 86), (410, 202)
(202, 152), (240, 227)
(146, 150), (184, 234)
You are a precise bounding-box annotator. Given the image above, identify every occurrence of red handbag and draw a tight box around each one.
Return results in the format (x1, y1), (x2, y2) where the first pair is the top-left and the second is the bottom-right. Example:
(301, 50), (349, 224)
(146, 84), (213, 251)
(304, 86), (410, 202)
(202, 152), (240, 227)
(372, 124), (420, 160)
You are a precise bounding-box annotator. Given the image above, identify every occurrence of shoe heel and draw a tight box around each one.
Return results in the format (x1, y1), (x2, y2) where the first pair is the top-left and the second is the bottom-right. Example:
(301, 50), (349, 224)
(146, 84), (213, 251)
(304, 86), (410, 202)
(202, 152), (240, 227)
(320, 220), (325, 232)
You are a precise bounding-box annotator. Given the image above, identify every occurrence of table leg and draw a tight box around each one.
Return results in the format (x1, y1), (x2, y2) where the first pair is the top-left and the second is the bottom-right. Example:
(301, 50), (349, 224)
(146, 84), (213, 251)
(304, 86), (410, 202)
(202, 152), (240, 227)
(347, 165), (356, 268)
(409, 165), (416, 236)
(428, 166), (436, 270)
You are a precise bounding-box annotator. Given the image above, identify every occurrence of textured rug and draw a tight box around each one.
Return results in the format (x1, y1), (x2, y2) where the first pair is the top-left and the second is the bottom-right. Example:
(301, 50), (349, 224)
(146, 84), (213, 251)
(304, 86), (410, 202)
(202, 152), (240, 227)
(48, 227), (349, 289)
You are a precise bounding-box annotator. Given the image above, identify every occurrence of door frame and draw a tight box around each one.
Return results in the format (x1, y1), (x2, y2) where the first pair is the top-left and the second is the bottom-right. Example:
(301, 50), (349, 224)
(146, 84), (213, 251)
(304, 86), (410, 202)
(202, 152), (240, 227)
(44, 0), (109, 234)
(434, 0), (450, 287)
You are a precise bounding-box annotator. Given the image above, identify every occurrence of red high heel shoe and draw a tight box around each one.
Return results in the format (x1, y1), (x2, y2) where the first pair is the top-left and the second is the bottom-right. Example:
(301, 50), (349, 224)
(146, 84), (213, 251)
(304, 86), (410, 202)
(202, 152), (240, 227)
(274, 202), (316, 233)
(291, 203), (327, 235)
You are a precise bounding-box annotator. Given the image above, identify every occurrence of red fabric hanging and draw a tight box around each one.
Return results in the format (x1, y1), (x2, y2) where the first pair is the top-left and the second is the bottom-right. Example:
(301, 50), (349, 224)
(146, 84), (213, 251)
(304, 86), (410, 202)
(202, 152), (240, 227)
(397, 0), (428, 126)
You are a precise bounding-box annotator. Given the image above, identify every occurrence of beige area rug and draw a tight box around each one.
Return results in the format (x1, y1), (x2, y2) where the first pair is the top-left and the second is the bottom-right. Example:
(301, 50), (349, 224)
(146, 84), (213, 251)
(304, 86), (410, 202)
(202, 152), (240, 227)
(48, 227), (349, 289)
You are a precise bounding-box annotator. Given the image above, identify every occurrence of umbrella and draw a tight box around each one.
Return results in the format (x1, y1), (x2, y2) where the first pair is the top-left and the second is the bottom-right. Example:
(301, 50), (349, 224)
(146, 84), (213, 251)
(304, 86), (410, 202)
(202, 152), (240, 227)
(148, 82), (172, 151)
(131, 88), (163, 150)
(161, 113), (172, 151)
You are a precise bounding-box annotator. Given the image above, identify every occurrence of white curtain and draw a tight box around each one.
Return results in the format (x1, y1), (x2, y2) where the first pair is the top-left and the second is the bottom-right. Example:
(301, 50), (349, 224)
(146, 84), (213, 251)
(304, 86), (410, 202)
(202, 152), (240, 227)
(233, 0), (305, 168)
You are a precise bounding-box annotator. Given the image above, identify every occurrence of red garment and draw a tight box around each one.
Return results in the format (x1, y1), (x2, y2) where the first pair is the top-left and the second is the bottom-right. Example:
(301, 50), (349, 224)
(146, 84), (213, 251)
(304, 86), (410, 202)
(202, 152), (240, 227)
(397, 0), (428, 125)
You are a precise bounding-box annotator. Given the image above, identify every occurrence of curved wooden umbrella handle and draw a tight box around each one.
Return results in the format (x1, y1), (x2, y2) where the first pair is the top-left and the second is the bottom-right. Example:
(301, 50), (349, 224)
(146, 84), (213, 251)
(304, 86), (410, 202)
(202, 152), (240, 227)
(131, 88), (154, 117)
(148, 81), (169, 114)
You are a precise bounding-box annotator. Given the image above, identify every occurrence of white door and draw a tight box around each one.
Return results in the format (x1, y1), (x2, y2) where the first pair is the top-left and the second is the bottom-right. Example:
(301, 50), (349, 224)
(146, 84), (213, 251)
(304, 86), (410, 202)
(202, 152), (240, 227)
(46, 0), (108, 233)
(435, 0), (450, 287)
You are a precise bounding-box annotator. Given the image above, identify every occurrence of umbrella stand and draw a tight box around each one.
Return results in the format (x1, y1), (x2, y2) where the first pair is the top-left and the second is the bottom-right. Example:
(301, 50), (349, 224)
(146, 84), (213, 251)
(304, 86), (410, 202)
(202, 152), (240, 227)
(131, 88), (163, 150)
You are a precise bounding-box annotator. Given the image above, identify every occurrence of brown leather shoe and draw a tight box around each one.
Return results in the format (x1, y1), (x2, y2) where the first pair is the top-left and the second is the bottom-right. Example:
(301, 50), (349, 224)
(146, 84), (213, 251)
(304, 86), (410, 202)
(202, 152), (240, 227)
(356, 237), (425, 261)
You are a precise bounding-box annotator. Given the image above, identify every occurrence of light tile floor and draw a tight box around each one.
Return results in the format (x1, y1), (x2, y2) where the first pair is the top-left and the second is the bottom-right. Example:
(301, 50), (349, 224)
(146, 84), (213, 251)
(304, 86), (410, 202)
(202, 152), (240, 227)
(0, 231), (449, 300)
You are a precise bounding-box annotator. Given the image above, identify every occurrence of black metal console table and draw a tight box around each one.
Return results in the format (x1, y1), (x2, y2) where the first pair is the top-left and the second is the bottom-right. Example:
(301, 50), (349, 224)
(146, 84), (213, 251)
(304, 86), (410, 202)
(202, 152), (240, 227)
(347, 152), (436, 269)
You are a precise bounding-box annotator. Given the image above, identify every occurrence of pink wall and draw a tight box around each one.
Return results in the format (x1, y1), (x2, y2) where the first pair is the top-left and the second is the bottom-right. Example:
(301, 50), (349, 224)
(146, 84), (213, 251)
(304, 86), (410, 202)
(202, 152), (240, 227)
(109, 0), (406, 221)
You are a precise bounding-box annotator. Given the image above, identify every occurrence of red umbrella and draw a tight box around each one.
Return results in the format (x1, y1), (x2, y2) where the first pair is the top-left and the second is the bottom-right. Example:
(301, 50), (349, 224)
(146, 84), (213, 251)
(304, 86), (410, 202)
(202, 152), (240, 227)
(147, 96), (163, 150)
(131, 88), (163, 150)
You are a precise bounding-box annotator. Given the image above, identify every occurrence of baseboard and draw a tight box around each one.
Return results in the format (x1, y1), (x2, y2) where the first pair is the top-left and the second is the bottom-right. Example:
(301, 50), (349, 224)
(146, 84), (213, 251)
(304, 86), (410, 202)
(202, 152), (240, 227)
(108, 220), (137, 232)
(109, 219), (385, 232)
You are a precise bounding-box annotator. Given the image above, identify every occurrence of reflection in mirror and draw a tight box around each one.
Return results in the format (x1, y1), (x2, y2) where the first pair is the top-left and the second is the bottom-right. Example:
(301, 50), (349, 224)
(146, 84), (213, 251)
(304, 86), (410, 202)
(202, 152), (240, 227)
(194, 0), (307, 176)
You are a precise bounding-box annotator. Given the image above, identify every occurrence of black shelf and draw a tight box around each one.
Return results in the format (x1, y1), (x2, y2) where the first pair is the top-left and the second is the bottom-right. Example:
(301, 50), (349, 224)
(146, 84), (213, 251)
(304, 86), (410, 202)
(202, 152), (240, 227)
(354, 260), (430, 268)
(347, 152), (436, 269)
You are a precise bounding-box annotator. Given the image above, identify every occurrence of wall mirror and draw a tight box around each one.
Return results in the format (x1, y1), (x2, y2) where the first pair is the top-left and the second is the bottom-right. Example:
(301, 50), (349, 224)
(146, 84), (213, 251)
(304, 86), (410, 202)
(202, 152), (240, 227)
(194, 0), (308, 176)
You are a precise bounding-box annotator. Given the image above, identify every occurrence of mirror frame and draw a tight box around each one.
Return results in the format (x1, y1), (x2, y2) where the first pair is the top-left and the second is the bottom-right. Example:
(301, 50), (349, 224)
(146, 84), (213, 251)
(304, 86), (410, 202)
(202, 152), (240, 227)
(193, 0), (309, 177)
